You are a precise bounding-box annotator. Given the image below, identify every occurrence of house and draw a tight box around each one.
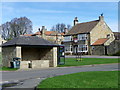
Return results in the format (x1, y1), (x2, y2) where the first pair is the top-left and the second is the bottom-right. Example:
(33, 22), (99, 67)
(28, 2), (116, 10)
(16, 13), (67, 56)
(0, 35), (6, 52)
(63, 14), (115, 55)
(2, 36), (59, 69)
(24, 26), (64, 45)
(106, 32), (120, 55)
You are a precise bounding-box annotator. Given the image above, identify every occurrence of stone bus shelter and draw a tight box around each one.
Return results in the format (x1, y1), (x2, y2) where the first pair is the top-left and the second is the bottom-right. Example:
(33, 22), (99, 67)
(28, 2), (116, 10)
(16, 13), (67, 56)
(2, 36), (59, 69)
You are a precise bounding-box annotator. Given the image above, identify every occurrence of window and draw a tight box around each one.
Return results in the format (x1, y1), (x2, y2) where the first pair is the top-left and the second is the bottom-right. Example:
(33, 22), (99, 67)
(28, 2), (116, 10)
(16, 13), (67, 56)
(78, 34), (87, 40)
(107, 34), (110, 38)
(92, 46), (94, 50)
(65, 45), (72, 52)
(64, 36), (72, 42)
(78, 45), (88, 52)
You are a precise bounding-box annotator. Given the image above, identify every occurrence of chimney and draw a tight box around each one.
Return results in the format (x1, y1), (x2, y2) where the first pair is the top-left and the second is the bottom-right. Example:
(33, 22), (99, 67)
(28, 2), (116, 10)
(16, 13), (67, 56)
(99, 13), (104, 21)
(41, 26), (46, 39)
(64, 28), (68, 34)
(74, 17), (78, 26)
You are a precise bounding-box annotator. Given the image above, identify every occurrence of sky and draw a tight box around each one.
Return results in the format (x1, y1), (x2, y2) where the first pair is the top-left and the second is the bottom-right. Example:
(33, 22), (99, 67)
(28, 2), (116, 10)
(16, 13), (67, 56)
(1, 1), (118, 33)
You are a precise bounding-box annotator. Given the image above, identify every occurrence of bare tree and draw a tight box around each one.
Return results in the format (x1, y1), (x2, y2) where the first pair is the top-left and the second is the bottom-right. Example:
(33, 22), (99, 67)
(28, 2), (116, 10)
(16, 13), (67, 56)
(1, 17), (33, 40)
(67, 24), (71, 30)
(51, 23), (71, 33)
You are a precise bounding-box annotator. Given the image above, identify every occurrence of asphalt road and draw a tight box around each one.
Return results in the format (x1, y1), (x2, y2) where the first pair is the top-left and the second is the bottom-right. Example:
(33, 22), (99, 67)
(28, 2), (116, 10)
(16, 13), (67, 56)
(1, 63), (119, 89)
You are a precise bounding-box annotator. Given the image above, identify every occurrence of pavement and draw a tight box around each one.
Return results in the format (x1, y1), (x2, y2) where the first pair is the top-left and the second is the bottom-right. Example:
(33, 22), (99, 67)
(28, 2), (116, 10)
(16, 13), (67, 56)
(1, 63), (119, 89)
(65, 55), (119, 58)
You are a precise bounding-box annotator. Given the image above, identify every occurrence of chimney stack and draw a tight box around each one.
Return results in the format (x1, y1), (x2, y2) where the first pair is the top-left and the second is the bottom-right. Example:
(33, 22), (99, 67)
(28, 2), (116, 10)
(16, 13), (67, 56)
(64, 28), (68, 34)
(41, 26), (46, 39)
(74, 17), (79, 26)
(99, 13), (104, 21)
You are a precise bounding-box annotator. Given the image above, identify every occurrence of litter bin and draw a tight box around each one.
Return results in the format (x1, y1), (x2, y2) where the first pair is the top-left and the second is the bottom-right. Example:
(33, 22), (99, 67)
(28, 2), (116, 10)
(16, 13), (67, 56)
(10, 57), (21, 68)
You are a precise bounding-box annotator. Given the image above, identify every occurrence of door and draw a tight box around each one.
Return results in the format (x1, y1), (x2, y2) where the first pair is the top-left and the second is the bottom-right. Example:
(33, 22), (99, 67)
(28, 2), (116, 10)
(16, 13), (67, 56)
(105, 46), (107, 55)
(73, 45), (78, 54)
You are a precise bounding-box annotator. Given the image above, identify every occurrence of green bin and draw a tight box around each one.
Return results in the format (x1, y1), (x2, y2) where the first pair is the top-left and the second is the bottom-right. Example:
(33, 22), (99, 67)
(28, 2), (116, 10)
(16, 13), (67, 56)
(10, 57), (21, 68)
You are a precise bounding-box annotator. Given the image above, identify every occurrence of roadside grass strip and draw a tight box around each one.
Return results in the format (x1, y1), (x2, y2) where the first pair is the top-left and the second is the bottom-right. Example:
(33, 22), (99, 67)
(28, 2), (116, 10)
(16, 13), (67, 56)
(58, 58), (118, 67)
(0, 67), (18, 71)
(37, 71), (119, 88)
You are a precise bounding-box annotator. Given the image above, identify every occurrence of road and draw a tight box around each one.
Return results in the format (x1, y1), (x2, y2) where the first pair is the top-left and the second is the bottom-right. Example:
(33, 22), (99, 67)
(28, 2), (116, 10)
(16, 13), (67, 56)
(65, 55), (119, 58)
(1, 63), (119, 89)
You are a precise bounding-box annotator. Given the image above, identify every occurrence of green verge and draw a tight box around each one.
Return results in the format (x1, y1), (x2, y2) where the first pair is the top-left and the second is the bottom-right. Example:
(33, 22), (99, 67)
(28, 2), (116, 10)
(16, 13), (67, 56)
(0, 53), (18, 71)
(37, 71), (119, 88)
(0, 67), (18, 71)
(58, 58), (118, 67)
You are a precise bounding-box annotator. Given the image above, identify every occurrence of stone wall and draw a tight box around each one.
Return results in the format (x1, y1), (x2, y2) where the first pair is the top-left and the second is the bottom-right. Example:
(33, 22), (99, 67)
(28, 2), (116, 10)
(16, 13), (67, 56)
(20, 61), (30, 69)
(53, 47), (57, 67)
(20, 60), (49, 69)
(91, 45), (105, 55)
(2, 46), (16, 67)
(22, 46), (55, 67)
(2, 46), (58, 68)
(91, 40), (120, 55)
(32, 60), (49, 69)
(0, 36), (2, 52)
(107, 40), (120, 55)
(0, 36), (6, 52)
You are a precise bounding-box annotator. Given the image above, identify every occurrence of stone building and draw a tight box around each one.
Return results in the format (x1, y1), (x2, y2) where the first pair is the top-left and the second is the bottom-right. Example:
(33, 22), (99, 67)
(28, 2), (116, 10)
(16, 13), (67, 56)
(24, 26), (64, 45)
(0, 35), (6, 52)
(2, 36), (59, 69)
(106, 32), (120, 55)
(63, 14), (115, 55)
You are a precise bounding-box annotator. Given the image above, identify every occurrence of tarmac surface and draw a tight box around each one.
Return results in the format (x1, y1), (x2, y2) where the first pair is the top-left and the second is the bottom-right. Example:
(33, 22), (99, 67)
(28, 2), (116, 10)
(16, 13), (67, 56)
(1, 63), (119, 89)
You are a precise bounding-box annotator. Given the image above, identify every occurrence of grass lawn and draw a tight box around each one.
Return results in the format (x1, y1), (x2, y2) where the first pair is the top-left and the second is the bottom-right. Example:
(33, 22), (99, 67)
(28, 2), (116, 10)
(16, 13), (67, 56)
(0, 67), (18, 71)
(37, 71), (119, 88)
(58, 58), (118, 67)
(0, 53), (18, 71)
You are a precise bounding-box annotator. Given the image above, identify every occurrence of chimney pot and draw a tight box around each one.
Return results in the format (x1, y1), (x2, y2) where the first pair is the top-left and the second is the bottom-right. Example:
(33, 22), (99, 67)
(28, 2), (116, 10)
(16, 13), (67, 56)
(42, 26), (45, 30)
(74, 17), (79, 26)
(64, 28), (68, 34)
(99, 13), (104, 21)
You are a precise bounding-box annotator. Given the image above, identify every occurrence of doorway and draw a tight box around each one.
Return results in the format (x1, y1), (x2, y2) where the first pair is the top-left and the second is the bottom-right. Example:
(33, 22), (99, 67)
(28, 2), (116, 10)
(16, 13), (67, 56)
(73, 45), (78, 54)
(105, 46), (108, 55)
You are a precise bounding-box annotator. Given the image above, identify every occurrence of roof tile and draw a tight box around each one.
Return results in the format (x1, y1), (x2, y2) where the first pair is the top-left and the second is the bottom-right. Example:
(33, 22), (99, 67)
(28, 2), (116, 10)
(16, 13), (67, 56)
(67, 20), (99, 35)
(92, 38), (108, 45)
(2, 36), (58, 47)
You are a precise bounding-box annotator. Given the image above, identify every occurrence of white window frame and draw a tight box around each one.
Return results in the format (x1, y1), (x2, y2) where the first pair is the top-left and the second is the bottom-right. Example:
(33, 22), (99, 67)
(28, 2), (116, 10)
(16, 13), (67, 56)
(107, 34), (110, 38)
(78, 34), (87, 40)
(78, 44), (88, 52)
(65, 45), (72, 52)
(63, 36), (72, 42)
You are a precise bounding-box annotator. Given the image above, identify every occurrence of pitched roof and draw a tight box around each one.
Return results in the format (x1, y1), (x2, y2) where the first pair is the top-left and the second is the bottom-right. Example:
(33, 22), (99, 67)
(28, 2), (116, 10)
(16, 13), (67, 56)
(35, 31), (58, 36)
(23, 34), (34, 36)
(92, 38), (109, 46)
(66, 20), (99, 35)
(2, 36), (59, 47)
(60, 32), (65, 35)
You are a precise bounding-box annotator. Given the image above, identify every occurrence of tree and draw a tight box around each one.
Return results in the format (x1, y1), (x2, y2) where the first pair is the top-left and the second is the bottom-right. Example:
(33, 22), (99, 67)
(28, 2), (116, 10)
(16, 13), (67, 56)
(1, 17), (33, 40)
(51, 23), (71, 33)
